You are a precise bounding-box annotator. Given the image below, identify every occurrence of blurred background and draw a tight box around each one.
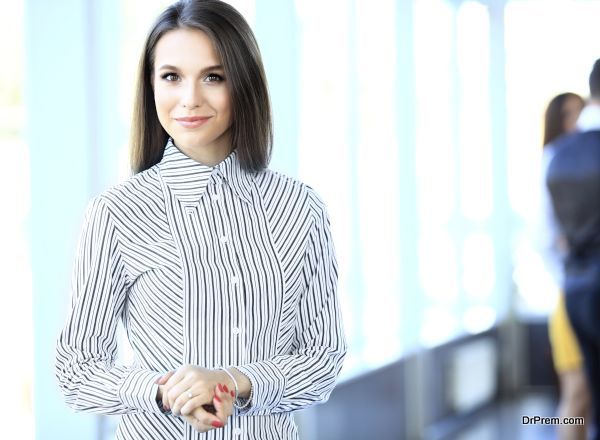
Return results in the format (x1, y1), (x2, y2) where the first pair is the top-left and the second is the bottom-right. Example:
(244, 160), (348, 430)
(3, 0), (600, 438)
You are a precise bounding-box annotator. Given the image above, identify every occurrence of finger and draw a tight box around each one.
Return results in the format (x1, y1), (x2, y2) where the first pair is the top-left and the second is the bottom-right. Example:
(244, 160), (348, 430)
(168, 381), (197, 414)
(182, 414), (212, 434)
(162, 371), (187, 409)
(182, 416), (209, 432)
(219, 382), (236, 401)
(179, 392), (211, 416)
(182, 413), (224, 433)
(219, 382), (236, 406)
(176, 392), (208, 416)
(213, 384), (233, 422)
(188, 406), (225, 431)
(156, 370), (175, 385)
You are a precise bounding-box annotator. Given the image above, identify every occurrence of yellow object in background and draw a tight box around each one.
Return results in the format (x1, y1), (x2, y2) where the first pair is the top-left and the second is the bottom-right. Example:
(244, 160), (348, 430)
(549, 294), (584, 373)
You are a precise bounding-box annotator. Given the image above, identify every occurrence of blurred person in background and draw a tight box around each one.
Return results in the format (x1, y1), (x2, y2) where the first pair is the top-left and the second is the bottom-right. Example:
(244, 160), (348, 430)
(54, 1), (346, 439)
(539, 92), (588, 440)
(547, 59), (600, 440)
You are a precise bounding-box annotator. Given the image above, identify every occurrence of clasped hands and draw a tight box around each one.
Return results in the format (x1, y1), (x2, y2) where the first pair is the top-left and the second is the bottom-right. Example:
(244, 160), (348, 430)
(156, 365), (235, 433)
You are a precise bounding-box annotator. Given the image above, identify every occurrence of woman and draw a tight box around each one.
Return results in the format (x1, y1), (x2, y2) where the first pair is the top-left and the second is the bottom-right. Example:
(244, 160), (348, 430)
(540, 92), (589, 440)
(55, 1), (347, 439)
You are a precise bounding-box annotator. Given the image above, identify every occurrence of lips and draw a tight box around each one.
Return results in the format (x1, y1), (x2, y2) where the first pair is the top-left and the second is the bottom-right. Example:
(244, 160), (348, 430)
(174, 116), (211, 128)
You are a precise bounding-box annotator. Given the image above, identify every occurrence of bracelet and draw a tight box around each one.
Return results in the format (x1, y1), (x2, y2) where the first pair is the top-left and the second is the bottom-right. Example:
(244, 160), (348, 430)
(235, 380), (253, 410)
(219, 367), (253, 410)
(219, 367), (239, 400)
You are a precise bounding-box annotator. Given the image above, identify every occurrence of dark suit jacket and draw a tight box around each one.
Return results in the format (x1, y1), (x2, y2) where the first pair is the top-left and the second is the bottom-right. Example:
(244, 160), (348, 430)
(546, 130), (600, 294)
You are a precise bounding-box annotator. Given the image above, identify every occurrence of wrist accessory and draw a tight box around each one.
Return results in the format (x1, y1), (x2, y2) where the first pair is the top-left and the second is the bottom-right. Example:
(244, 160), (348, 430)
(219, 367), (253, 409)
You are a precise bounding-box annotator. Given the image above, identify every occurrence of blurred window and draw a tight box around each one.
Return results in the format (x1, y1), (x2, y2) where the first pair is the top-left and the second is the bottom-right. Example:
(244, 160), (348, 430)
(0, 1), (34, 439)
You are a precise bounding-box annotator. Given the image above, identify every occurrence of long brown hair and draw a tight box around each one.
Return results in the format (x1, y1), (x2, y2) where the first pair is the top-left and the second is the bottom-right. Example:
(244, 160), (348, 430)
(130, 0), (272, 173)
(543, 92), (584, 147)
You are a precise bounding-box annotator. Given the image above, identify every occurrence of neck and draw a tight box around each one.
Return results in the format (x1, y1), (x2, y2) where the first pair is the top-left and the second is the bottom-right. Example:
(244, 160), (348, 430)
(177, 134), (232, 167)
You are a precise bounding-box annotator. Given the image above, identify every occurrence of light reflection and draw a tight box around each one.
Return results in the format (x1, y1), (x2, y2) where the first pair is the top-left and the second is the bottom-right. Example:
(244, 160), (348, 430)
(355, 0), (401, 368)
(419, 231), (459, 303)
(414, 0), (455, 227)
(513, 239), (559, 314)
(463, 306), (497, 334)
(457, 1), (493, 222)
(462, 232), (495, 300)
(420, 307), (460, 347)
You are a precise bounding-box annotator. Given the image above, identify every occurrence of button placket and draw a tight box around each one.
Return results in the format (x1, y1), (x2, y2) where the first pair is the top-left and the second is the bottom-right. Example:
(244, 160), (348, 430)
(210, 182), (220, 202)
(211, 175), (248, 365)
(184, 206), (196, 217)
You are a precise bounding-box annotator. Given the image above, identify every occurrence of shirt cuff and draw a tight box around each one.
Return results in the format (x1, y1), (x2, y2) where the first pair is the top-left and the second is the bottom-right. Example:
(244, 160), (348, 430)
(118, 369), (163, 414)
(234, 360), (286, 414)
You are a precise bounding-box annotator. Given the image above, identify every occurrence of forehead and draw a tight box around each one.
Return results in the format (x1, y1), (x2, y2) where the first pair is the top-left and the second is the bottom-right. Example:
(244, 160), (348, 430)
(154, 28), (221, 67)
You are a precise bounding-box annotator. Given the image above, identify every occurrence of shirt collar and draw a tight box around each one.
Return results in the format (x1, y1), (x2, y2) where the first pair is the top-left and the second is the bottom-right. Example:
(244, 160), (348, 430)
(577, 103), (600, 132)
(158, 139), (253, 204)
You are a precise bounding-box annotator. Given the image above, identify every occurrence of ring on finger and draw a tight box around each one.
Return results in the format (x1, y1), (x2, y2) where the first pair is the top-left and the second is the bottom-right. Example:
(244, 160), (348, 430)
(187, 389), (193, 399)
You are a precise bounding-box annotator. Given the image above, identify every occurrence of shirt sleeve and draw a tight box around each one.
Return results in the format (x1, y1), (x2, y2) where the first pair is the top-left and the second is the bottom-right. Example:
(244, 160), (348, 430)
(55, 196), (163, 415)
(234, 190), (347, 415)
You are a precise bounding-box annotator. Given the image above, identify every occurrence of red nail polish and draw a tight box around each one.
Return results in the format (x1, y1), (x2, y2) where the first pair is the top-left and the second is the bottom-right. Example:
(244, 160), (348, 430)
(230, 391), (235, 397)
(217, 383), (223, 392)
(211, 421), (224, 428)
(214, 395), (222, 402)
(223, 385), (229, 393)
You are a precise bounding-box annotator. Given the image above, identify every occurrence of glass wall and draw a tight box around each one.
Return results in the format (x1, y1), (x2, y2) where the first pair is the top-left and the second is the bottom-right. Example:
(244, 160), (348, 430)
(0, 1), (34, 439)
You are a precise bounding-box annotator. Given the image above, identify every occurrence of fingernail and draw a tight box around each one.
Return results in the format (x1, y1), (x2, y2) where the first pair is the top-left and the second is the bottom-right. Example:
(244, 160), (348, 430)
(214, 395), (222, 402)
(211, 421), (224, 428)
(223, 385), (229, 393)
(217, 383), (223, 392)
(230, 391), (235, 397)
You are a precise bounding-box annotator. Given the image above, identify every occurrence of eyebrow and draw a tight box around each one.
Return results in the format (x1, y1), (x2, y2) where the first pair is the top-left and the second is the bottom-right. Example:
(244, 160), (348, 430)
(157, 64), (224, 74)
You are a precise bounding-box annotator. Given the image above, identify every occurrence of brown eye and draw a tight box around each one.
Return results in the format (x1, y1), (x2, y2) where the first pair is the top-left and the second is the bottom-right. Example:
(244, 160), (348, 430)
(161, 72), (180, 82)
(205, 73), (224, 82)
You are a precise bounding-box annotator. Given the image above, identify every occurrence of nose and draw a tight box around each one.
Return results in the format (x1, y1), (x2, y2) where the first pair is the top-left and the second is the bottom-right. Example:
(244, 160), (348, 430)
(181, 80), (202, 109)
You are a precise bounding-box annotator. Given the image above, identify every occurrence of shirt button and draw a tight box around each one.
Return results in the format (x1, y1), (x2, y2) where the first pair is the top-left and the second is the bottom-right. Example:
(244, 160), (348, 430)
(211, 194), (219, 201)
(233, 428), (242, 435)
(220, 235), (229, 243)
(231, 276), (238, 284)
(232, 327), (241, 335)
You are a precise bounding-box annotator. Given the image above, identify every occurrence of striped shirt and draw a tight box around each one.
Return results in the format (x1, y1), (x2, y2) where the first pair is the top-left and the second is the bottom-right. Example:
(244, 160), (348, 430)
(55, 140), (347, 440)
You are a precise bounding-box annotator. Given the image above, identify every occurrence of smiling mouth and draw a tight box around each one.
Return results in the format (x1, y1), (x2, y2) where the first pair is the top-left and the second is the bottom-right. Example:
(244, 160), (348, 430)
(174, 116), (211, 128)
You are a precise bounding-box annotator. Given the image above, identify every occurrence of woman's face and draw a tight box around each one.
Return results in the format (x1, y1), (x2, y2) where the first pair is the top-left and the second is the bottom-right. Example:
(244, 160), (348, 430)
(562, 95), (584, 133)
(153, 28), (232, 164)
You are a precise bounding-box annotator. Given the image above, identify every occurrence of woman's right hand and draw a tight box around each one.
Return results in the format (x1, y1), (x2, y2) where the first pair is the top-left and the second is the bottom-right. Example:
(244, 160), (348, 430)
(157, 371), (234, 432)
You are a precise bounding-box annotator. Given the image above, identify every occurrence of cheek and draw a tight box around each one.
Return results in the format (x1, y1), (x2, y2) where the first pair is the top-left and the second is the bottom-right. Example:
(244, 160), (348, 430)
(212, 90), (232, 116)
(154, 85), (176, 116)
